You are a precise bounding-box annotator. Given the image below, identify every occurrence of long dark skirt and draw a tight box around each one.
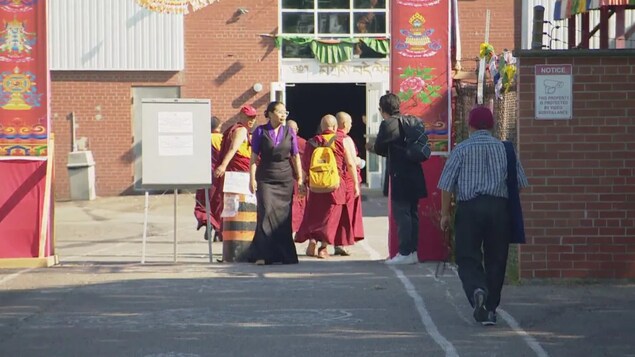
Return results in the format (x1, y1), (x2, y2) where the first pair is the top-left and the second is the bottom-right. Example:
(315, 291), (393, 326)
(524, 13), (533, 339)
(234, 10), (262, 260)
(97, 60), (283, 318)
(247, 179), (299, 264)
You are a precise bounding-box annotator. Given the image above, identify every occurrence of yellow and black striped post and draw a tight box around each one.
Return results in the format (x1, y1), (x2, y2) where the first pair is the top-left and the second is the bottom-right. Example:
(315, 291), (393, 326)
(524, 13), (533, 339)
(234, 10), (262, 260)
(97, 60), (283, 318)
(222, 194), (257, 262)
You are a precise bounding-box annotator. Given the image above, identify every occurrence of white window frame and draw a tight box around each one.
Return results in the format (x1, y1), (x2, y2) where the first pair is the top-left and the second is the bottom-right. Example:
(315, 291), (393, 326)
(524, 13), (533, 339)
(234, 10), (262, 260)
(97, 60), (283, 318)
(279, 0), (390, 39)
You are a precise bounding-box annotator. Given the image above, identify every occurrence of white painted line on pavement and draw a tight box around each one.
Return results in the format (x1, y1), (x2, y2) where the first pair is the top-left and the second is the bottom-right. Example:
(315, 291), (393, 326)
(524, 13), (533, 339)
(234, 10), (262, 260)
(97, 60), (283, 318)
(0, 268), (36, 286)
(360, 240), (459, 357)
(446, 267), (550, 357)
(497, 309), (550, 357)
(0, 240), (132, 287)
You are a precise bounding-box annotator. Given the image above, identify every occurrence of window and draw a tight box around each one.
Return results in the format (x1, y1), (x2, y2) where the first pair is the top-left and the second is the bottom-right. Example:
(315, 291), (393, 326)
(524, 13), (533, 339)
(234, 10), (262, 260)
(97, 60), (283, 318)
(281, 0), (388, 59)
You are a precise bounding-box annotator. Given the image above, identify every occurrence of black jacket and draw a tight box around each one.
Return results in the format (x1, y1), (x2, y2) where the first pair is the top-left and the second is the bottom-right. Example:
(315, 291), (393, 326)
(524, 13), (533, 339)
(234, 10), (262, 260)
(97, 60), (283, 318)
(373, 115), (427, 201)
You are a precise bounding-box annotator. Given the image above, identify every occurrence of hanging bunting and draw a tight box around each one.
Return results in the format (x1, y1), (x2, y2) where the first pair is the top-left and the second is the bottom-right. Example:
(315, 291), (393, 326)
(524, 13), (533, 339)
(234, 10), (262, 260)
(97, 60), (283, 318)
(135, 0), (219, 14)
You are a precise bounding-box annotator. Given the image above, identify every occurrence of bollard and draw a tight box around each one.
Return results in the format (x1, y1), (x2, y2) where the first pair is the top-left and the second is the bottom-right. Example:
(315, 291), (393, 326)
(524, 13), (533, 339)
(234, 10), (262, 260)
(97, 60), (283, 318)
(222, 194), (257, 262)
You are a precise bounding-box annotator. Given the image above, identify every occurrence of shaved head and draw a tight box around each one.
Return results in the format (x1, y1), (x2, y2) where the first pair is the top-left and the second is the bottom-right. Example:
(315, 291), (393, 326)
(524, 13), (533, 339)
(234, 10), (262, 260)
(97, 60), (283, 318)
(287, 119), (299, 133)
(336, 112), (352, 134)
(320, 114), (337, 132)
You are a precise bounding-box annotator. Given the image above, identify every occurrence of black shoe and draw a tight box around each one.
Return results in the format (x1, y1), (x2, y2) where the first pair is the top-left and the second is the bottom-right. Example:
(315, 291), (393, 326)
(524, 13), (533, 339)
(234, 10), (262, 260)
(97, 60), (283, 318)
(472, 288), (488, 323)
(213, 231), (222, 242)
(481, 311), (497, 326)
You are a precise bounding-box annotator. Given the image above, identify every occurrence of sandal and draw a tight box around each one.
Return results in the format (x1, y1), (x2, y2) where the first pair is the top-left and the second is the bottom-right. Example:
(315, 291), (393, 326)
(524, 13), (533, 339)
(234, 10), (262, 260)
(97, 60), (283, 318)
(306, 241), (317, 257)
(317, 247), (329, 259)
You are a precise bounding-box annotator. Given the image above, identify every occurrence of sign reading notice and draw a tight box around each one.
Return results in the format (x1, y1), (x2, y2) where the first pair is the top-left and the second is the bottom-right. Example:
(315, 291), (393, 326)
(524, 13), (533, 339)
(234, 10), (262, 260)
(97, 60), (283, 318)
(535, 64), (573, 120)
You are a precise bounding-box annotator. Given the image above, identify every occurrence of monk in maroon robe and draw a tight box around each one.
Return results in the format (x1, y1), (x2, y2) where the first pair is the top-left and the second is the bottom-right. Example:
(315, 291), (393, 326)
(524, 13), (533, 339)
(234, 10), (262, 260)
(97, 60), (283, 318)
(334, 112), (365, 255)
(295, 115), (360, 259)
(287, 120), (307, 234)
(194, 116), (223, 240)
(210, 106), (258, 233)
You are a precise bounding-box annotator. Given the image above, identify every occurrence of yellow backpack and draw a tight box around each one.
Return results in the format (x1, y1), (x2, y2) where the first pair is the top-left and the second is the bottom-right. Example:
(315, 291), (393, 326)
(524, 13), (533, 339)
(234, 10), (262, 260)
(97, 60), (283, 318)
(308, 134), (340, 193)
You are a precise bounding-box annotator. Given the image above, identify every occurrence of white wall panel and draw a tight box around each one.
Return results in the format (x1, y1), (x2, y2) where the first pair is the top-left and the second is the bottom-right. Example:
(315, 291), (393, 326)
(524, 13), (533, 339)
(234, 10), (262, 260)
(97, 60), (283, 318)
(49, 0), (184, 71)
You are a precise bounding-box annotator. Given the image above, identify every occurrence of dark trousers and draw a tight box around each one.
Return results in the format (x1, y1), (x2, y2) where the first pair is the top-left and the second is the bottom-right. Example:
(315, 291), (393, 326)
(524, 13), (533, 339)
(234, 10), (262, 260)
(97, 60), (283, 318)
(455, 195), (510, 312)
(392, 198), (419, 256)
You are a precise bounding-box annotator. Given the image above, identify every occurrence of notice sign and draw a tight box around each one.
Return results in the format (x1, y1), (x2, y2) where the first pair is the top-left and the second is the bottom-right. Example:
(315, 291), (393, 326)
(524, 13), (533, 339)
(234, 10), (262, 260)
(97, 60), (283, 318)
(535, 64), (573, 119)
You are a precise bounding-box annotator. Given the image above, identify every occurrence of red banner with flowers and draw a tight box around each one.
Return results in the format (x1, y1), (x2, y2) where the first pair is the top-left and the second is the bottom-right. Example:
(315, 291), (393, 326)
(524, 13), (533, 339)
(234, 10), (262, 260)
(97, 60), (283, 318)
(389, 0), (450, 261)
(0, 0), (48, 158)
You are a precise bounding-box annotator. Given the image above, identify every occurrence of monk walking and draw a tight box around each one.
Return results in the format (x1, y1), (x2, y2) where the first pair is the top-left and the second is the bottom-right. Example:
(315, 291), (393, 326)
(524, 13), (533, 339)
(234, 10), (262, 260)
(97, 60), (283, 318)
(295, 115), (360, 259)
(211, 105), (257, 257)
(334, 112), (365, 256)
(194, 116), (223, 241)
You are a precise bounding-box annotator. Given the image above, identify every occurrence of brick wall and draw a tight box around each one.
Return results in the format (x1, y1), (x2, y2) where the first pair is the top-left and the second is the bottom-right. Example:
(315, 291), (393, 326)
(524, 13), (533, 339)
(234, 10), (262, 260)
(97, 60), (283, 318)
(457, 0), (516, 71)
(517, 53), (635, 279)
(51, 0), (278, 199)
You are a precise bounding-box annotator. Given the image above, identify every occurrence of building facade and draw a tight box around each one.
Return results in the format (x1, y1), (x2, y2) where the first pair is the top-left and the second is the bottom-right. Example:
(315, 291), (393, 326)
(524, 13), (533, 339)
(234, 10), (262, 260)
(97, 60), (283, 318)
(50, 0), (515, 199)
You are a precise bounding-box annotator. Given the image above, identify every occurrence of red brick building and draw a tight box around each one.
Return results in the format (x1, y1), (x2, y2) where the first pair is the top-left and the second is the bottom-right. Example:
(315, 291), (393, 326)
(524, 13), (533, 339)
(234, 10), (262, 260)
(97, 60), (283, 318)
(50, 0), (515, 199)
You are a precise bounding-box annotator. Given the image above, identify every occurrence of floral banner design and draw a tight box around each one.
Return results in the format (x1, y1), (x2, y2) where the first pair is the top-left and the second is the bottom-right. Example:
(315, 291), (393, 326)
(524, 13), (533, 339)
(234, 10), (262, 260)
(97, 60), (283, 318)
(391, 0), (450, 153)
(0, 0), (48, 157)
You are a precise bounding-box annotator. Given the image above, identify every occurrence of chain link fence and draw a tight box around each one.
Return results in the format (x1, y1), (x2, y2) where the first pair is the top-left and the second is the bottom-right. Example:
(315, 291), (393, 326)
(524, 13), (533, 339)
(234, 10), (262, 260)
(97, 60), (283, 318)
(454, 82), (519, 146)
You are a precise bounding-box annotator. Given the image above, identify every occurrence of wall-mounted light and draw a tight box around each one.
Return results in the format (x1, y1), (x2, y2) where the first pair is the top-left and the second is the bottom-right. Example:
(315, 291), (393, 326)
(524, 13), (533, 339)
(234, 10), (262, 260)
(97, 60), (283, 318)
(252, 83), (263, 93)
(236, 7), (248, 15)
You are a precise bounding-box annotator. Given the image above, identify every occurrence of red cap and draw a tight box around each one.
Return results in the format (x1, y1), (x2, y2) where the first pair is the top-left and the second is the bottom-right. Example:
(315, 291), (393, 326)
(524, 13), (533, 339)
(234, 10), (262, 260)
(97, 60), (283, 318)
(240, 105), (257, 117)
(468, 106), (494, 130)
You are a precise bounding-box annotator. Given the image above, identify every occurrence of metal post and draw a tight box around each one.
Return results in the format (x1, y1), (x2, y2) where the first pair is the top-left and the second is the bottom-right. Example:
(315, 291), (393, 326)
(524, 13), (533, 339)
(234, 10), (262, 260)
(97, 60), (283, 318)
(173, 189), (178, 263)
(205, 188), (213, 263)
(142, 191), (149, 264)
(581, 13), (590, 49)
(568, 15), (577, 49)
(67, 112), (78, 152)
(531, 6), (545, 50)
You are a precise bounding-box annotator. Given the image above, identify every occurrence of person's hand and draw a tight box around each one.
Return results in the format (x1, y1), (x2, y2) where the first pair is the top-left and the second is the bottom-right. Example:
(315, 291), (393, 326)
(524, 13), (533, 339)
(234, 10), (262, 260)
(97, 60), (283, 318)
(354, 185), (360, 198)
(365, 141), (375, 151)
(440, 214), (451, 232)
(249, 179), (257, 194)
(214, 165), (226, 178)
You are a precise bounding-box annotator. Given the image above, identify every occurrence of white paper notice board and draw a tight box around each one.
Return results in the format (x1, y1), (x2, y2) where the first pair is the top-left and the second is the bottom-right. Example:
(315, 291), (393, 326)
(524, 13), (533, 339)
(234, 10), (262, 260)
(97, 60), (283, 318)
(141, 99), (212, 189)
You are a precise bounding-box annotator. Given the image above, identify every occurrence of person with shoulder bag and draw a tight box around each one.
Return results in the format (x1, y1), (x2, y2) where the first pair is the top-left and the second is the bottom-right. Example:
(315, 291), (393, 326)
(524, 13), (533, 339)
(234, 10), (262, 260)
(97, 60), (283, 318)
(367, 93), (428, 265)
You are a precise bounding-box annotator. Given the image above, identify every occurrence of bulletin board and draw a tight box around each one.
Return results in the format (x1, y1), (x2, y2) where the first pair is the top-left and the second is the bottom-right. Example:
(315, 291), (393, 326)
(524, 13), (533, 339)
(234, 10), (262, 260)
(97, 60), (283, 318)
(141, 99), (212, 189)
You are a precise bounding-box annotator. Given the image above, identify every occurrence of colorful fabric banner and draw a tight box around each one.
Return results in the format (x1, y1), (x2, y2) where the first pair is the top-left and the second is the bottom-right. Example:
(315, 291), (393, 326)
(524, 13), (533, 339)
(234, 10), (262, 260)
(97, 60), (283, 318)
(389, 0), (450, 261)
(391, 0), (450, 153)
(0, 0), (48, 158)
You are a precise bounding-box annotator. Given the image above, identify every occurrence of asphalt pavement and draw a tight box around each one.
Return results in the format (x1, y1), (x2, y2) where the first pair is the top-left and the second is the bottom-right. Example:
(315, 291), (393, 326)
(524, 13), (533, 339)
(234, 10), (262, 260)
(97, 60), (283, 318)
(1, 192), (634, 357)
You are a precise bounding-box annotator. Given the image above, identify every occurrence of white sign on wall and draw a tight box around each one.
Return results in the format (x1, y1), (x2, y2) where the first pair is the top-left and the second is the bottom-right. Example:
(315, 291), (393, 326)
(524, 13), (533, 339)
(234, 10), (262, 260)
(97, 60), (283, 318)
(535, 64), (573, 120)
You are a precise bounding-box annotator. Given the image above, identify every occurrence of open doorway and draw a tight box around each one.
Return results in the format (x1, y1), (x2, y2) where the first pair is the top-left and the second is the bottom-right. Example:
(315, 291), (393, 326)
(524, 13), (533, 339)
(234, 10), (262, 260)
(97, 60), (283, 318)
(285, 83), (367, 183)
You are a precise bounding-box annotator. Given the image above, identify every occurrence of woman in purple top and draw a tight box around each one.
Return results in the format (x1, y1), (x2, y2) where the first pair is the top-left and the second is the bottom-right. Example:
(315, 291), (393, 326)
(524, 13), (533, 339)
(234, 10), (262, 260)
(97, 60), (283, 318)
(247, 101), (303, 265)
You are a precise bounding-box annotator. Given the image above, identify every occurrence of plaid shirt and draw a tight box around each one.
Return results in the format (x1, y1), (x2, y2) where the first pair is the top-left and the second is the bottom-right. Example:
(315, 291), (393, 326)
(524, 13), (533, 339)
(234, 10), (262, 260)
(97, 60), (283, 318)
(438, 130), (529, 202)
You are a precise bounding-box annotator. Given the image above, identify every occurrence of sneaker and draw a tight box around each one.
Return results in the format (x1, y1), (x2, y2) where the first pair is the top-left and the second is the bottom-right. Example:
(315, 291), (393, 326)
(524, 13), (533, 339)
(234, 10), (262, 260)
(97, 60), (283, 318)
(333, 246), (351, 256)
(481, 311), (497, 326)
(472, 288), (489, 323)
(385, 253), (417, 265)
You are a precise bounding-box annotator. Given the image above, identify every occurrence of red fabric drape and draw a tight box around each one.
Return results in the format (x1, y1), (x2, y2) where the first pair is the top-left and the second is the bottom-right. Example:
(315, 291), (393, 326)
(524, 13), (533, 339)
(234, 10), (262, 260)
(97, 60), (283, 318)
(0, 160), (48, 258)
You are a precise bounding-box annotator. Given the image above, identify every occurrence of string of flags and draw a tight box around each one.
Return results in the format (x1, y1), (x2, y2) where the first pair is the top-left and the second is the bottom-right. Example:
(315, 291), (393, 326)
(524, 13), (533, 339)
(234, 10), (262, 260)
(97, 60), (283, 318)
(135, 0), (218, 14)
(479, 43), (517, 99)
(554, 0), (635, 21)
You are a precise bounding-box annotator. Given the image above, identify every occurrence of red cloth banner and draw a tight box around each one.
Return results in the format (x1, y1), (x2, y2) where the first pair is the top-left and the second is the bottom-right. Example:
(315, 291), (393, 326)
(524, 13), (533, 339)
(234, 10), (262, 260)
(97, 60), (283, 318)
(389, 0), (450, 261)
(0, 0), (48, 157)
(0, 160), (49, 258)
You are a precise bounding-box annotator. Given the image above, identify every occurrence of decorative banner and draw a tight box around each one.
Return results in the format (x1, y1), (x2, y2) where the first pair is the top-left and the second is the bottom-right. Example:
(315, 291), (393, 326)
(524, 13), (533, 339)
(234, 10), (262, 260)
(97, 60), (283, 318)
(391, 0), (450, 153)
(389, 0), (450, 262)
(135, 0), (218, 14)
(0, 0), (47, 158)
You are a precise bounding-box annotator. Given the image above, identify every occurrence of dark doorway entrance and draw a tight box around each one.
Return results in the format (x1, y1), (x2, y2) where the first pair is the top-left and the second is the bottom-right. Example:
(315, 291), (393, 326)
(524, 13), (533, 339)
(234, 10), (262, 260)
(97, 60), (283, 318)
(286, 83), (367, 183)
